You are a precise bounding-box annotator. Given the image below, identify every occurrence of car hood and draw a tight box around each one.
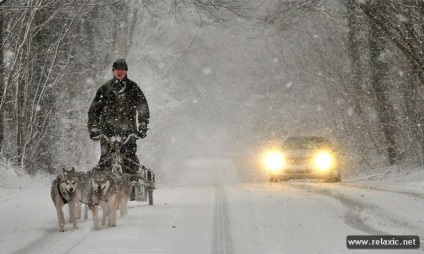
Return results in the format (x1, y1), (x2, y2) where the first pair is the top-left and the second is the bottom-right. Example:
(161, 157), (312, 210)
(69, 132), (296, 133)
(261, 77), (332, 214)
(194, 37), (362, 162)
(284, 149), (315, 158)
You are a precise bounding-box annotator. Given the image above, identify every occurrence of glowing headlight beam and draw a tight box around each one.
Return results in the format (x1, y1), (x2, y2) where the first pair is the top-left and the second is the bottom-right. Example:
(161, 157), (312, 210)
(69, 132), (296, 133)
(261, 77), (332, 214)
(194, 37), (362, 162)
(263, 151), (284, 172)
(314, 151), (334, 172)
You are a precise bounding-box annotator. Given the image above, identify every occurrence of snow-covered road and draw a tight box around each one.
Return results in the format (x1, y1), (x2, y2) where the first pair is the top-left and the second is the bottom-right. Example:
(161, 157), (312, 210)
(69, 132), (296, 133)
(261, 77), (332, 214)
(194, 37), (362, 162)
(1, 161), (423, 254)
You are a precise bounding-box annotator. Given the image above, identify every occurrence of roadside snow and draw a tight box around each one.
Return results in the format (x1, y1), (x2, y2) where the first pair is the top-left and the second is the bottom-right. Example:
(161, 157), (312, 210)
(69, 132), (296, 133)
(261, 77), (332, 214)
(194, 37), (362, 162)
(344, 165), (424, 194)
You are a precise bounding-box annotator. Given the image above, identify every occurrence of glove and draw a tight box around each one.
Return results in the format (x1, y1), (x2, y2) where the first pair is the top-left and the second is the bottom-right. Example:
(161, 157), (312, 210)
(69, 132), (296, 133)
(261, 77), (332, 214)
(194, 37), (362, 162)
(89, 128), (102, 141)
(138, 130), (147, 139)
(138, 122), (148, 139)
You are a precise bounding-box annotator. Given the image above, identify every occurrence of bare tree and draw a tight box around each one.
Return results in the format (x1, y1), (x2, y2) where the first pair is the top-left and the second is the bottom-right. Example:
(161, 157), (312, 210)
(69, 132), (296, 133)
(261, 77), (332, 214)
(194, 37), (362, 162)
(0, 1), (5, 153)
(367, 0), (400, 165)
(357, 0), (424, 162)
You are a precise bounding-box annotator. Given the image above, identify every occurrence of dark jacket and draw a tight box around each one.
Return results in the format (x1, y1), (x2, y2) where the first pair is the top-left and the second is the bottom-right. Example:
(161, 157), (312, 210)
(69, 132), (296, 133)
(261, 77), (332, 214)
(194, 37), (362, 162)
(88, 77), (149, 137)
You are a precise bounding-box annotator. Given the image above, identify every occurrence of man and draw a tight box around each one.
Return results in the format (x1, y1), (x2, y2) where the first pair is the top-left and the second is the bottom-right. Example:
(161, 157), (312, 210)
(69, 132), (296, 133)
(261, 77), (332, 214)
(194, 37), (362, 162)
(88, 59), (150, 174)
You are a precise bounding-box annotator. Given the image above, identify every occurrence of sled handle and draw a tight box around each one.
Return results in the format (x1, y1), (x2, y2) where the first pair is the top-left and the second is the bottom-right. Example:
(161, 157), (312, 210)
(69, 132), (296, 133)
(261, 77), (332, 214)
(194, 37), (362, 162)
(123, 133), (140, 145)
(93, 133), (139, 144)
(93, 134), (109, 142)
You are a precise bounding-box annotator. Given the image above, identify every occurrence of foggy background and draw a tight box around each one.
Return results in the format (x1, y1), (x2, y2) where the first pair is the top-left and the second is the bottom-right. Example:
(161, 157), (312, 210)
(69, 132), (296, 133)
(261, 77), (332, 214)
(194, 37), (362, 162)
(1, 0), (423, 183)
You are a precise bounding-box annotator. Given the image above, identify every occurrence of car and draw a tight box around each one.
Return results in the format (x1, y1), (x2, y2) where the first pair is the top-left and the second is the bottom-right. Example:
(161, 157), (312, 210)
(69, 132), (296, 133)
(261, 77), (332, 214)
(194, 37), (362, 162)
(262, 136), (341, 182)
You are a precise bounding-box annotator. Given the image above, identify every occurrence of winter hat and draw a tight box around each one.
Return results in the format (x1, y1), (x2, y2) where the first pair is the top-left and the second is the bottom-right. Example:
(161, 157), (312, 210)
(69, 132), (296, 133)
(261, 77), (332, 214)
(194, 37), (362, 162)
(112, 59), (128, 71)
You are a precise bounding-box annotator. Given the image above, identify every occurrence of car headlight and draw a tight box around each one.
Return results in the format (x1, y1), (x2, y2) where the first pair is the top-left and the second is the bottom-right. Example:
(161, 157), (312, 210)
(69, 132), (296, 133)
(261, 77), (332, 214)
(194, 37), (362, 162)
(313, 151), (335, 172)
(263, 151), (284, 172)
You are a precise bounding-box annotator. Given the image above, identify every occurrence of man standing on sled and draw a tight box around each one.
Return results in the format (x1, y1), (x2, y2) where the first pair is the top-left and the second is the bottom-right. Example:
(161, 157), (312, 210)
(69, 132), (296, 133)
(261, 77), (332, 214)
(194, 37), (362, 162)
(87, 59), (150, 175)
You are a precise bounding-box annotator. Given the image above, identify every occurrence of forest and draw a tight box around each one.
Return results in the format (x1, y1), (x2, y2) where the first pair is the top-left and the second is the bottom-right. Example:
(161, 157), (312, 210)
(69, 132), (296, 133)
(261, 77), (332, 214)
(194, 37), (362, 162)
(0, 0), (423, 179)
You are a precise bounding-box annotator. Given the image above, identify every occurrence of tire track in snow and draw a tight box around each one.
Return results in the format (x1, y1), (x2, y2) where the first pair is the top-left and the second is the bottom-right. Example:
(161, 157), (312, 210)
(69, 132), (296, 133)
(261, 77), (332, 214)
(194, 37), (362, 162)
(212, 185), (233, 254)
(289, 181), (424, 250)
(13, 225), (92, 254)
(288, 182), (394, 235)
(341, 182), (424, 200)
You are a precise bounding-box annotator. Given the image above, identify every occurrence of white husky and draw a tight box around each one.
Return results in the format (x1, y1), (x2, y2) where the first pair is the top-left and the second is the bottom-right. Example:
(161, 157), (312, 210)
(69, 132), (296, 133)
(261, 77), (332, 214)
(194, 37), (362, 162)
(50, 168), (80, 232)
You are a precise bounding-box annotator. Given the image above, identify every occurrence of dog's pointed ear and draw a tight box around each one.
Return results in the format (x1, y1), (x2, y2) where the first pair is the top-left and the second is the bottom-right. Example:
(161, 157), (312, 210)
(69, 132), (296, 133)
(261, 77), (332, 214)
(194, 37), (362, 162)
(92, 166), (101, 173)
(86, 170), (92, 178)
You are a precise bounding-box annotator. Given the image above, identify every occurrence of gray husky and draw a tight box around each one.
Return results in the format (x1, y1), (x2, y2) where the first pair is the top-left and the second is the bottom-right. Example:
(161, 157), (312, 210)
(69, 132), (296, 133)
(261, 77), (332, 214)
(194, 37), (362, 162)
(76, 171), (92, 220)
(51, 168), (80, 232)
(90, 171), (132, 230)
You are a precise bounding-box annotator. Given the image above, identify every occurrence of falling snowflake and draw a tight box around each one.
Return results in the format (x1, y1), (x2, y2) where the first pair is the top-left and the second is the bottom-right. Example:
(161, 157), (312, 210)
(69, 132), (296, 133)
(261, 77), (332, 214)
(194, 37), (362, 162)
(286, 82), (293, 88)
(348, 107), (354, 116)
(202, 68), (212, 75)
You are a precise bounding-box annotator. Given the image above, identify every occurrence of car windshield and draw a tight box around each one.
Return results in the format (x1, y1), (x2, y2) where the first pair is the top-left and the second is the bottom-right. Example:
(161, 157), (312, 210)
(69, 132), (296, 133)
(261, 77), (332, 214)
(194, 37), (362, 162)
(282, 137), (332, 149)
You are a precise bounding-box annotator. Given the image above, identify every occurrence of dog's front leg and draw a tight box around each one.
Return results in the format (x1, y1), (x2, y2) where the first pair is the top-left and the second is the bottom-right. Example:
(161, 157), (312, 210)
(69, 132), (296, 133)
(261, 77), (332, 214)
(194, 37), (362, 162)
(55, 203), (66, 232)
(92, 204), (100, 230)
(68, 199), (78, 230)
(84, 203), (88, 220)
(76, 203), (81, 219)
(76, 198), (82, 220)
(120, 194), (127, 217)
(117, 190), (127, 217)
(107, 197), (117, 227)
(101, 201), (107, 226)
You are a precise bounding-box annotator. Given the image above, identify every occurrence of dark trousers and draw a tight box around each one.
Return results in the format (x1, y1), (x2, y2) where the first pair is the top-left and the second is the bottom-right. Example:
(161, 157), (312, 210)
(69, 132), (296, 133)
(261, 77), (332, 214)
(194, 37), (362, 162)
(97, 138), (140, 174)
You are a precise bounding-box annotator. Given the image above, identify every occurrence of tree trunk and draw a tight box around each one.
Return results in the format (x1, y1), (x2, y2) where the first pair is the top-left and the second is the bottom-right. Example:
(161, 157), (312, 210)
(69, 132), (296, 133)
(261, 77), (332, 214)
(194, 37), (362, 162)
(345, 0), (364, 116)
(128, 7), (138, 50)
(403, 60), (424, 163)
(368, 1), (399, 165)
(0, 6), (4, 152)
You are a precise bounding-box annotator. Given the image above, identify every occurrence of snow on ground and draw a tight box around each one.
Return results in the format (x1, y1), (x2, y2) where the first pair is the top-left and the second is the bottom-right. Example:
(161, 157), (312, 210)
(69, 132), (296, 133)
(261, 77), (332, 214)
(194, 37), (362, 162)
(0, 160), (423, 254)
(344, 165), (424, 193)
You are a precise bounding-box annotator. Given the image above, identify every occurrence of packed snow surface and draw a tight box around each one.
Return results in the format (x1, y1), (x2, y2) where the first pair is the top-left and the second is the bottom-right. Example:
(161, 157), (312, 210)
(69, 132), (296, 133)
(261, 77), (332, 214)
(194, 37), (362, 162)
(0, 160), (423, 254)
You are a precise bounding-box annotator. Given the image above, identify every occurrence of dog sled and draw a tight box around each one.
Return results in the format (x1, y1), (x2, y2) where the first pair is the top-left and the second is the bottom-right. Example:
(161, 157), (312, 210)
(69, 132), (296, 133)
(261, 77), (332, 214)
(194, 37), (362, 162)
(94, 133), (155, 206)
(52, 137), (155, 231)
